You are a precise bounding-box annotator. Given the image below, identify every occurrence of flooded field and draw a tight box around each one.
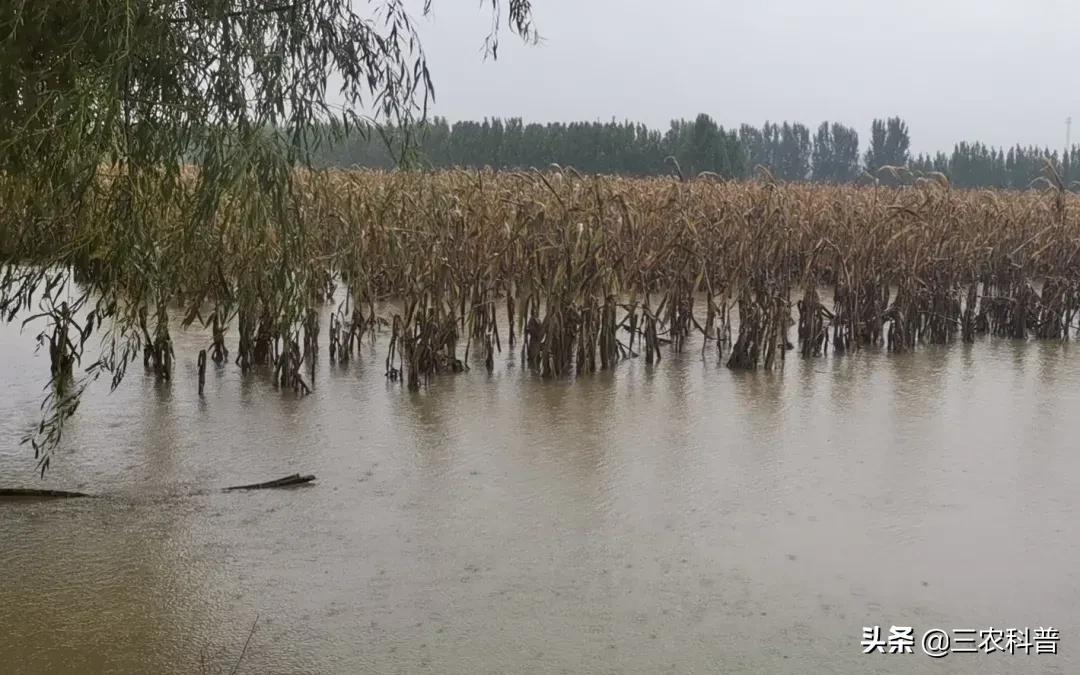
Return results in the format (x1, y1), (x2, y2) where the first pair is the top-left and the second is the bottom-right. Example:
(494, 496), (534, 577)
(1, 314), (1078, 674)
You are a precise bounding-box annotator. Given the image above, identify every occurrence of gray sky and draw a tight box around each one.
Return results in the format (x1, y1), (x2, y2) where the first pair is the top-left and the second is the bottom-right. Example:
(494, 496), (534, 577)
(412, 0), (1077, 155)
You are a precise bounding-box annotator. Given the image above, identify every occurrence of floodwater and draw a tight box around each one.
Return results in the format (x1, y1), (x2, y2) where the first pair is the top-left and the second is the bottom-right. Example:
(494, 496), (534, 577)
(1, 308), (1078, 675)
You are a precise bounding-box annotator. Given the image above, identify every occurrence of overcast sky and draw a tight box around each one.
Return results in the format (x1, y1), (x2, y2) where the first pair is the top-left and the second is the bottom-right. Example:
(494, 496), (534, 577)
(410, 0), (1077, 155)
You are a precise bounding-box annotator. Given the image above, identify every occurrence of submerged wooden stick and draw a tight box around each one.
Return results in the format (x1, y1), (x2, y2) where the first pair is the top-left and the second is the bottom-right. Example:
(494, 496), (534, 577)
(0, 488), (92, 499)
(1, 474), (316, 500)
(197, 349), (207, 396)
(222, 474), (317, 491)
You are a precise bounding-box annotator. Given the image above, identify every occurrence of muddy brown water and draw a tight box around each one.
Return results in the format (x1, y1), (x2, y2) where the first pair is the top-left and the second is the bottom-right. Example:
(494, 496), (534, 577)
(1, 310), (1078, 674)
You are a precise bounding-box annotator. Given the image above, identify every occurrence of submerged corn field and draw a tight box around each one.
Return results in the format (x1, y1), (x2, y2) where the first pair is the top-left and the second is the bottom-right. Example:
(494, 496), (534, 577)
(1, 168), (1078, 419)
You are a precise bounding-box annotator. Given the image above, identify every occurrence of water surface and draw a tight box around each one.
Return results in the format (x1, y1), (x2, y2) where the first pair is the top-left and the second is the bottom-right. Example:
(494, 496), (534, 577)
(1, 313), (1077, 674)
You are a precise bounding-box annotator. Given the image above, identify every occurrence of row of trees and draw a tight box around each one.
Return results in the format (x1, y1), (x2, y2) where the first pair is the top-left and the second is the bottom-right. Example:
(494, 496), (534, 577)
(911, 144), (1080, 190)
(316, 115), (1071, 189)
(314, 116), (743, 177)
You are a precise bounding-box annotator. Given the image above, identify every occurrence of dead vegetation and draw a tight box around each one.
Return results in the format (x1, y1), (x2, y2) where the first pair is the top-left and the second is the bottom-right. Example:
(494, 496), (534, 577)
(5, 167), (1079, 397)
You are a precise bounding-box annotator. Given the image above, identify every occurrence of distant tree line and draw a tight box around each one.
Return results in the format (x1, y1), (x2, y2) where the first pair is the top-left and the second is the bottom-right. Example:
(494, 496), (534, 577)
(314, 114), (1078, 189)
(910, 143), (1080, 190)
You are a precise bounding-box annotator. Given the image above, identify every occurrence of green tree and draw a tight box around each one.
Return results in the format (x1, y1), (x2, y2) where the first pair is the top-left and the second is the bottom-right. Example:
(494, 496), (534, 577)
(689, 113), (722, 175)
(775, 122), (811, 181)
(864, 117), (911, 176)
(811, 122), (859, 182)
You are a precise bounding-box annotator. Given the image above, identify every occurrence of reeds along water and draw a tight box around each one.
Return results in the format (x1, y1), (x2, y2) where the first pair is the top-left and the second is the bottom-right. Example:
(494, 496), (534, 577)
(5, 168), (1080, 396)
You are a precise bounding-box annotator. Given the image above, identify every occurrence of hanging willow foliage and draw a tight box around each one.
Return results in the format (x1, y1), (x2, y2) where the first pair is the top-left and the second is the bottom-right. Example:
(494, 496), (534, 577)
(0, 1), (536, 475)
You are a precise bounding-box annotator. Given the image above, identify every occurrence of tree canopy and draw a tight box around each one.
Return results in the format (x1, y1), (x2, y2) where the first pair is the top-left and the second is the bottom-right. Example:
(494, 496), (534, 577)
(312, 112), (1069, 190)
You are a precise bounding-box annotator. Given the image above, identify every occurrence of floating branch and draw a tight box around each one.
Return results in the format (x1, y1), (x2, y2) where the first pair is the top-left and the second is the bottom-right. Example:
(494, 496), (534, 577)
(1, 474), (317, 500)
